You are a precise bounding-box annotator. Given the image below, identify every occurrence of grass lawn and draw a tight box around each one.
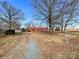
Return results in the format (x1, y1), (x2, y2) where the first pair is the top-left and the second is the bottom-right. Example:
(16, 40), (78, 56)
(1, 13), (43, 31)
(29, 32), (79, 59)
(0, 34), (21, 57)
(31, 31), (78, 43)
(66, 31), (79, 35)
(0, 31), (79, 59)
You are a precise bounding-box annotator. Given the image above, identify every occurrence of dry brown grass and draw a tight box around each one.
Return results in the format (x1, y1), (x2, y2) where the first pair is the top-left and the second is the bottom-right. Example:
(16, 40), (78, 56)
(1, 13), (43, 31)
(0, 35), (22, 57)
(31, 32), (64, 44)
(29, 32), (79, 59)
(0, 32), (79, 59)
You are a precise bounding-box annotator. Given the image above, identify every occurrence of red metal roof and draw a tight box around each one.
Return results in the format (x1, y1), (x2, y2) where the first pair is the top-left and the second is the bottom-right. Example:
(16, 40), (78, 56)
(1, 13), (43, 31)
(29, 27), (48, 31)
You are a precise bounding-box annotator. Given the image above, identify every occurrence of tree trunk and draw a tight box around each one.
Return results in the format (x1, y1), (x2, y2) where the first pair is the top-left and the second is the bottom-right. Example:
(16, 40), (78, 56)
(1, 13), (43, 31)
(64, 25), (67, 32)
(48, 5), (52, 32)
(61, 17), (64, 32)
(48, 15), (52, 32)
(61, 26), (63, 32)
(49, 22), (52, 32)
(9, 19), (11, 29)
(52, 24), (54, 32)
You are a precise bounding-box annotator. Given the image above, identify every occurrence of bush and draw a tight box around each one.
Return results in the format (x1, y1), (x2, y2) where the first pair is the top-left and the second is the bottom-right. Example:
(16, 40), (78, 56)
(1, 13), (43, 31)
(21, 28), (26, 32)
(55, 27), (60, 31)
(5, 29), (15, 35)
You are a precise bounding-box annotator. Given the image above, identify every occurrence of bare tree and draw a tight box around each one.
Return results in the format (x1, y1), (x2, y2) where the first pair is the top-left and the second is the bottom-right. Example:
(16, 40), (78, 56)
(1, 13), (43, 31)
(32, 0), (79, 32)
(0, 1), (24, 30)
(60, 0), (79, 32)
(24, 21), (33, 29)
(32, 0), (60, 32)
(25, 19), (40, 29)
(32, 0), (70, 32)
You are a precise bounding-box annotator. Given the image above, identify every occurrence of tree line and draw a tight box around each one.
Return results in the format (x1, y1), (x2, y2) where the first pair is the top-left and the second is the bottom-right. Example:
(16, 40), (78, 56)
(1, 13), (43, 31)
(0, 0), (79, 32)
(32, 0), (79, 32)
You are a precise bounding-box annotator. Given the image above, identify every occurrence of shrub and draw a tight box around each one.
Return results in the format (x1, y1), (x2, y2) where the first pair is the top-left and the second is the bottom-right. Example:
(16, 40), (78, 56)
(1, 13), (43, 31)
(21, 28), (26, 32)
(5, 29), (15, 35)
(55, 27), (60, 31)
